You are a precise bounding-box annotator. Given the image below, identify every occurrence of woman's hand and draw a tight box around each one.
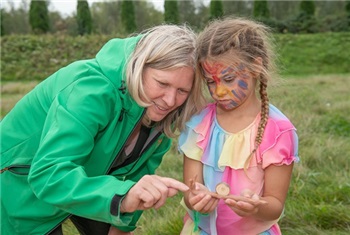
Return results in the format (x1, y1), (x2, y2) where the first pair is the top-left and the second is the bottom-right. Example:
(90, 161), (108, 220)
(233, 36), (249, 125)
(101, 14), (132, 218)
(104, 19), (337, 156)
(108, 226), (133, 235)
(120, 175), (189, 213)
(187, 182), (219, 214)
(224, 189), (266, 217)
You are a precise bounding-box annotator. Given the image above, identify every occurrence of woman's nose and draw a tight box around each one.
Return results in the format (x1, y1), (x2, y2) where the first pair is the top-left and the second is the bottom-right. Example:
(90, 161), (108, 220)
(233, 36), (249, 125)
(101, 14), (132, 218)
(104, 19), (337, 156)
(163, 89), (176, 107)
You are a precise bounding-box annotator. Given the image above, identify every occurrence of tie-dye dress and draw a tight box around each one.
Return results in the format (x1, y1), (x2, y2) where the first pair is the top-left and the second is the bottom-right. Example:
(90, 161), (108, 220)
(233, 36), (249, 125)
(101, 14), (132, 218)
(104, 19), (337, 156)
(178, 103), (299, 235)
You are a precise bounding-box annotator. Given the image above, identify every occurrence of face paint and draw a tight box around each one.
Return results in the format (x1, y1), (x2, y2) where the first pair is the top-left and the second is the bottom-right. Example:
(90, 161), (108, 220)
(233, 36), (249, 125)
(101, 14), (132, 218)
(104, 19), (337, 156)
(202, 61), (252, 110)
(202, 62), (230, 98)
(202, 61), (222, 84)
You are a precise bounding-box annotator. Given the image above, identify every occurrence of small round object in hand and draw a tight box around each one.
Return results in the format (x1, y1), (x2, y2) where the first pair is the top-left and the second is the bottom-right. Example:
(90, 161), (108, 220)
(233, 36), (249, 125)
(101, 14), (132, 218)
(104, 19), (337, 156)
(215, 182), (230, 196)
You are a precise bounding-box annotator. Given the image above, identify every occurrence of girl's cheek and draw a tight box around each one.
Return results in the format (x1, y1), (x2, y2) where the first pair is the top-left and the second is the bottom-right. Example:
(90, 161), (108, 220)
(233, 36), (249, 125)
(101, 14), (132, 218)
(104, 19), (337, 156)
(207, 86), (215, 97)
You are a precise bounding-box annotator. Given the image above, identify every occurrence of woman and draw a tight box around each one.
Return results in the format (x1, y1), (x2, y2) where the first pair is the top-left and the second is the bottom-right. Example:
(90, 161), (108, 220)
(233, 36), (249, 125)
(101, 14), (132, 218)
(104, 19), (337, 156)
(1, 24), (207, 235)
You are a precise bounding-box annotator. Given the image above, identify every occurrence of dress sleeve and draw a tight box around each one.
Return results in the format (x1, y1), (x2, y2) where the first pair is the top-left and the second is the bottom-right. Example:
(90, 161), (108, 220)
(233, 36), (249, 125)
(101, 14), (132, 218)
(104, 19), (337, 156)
(256, 105), (300, 169)
(260, 128), (299, 169)
(178, 103), (216, 161)
(178, 123), (204, 161)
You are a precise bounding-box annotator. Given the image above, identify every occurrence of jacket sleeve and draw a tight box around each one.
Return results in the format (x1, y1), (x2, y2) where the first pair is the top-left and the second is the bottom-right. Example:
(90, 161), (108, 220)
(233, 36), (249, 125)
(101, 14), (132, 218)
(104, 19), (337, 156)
(27, 75), (136, 226)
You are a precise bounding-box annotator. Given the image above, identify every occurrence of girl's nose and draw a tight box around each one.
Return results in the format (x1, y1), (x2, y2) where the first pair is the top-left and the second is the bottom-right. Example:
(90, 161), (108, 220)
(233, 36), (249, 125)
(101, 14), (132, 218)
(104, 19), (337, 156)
(215, 84), (228, 97)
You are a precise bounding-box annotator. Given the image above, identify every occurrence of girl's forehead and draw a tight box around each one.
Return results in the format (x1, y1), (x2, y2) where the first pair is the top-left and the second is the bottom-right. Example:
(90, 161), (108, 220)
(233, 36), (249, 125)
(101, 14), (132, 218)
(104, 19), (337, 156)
(201, 59), (242, 73)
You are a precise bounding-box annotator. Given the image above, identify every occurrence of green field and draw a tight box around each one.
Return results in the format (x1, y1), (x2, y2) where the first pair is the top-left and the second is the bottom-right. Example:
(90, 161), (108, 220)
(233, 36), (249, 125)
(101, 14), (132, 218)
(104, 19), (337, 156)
(1, 32), (349, 234)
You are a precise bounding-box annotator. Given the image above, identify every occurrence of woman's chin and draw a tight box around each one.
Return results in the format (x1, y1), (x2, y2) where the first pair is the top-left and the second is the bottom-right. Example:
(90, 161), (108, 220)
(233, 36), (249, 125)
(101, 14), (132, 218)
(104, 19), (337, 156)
(147, 110), (168, 122)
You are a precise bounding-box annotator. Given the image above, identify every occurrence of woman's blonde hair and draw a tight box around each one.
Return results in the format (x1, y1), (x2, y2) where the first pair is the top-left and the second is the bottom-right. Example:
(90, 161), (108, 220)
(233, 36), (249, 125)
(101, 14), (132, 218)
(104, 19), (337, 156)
(197, 17), (278, 170)
(125, 24), (207, 137)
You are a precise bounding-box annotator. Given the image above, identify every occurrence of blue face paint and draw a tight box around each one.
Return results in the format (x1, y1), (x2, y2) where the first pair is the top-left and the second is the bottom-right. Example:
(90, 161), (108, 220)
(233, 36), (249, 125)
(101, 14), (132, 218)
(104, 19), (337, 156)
(238, 79), (248, 90)
(229, 100), (238, 107)
(239, 90), (246, 98)
(232, 89), (242, 100)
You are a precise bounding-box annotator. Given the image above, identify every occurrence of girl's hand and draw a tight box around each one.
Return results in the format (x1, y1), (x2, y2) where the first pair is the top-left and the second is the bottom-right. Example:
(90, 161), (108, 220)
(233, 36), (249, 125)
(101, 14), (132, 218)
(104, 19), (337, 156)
(188, 182), (219, 214)
(224, 189), (265, 217)
(108, 226), (133, 235)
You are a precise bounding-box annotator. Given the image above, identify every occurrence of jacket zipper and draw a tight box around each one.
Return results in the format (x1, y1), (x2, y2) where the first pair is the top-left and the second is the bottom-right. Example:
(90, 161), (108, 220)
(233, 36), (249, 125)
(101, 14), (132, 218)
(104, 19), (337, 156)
(114, 128), (162, 173)
(139, 130), (162, 156)
(107, 109), (146, 174)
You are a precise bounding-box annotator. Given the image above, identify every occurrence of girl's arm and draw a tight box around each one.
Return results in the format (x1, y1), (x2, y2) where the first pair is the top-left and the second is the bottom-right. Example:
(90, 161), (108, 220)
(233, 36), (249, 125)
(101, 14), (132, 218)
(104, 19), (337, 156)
(225, 163), (294, 221)
(183, 155), (219, 213)
(257, 163), (294, 220)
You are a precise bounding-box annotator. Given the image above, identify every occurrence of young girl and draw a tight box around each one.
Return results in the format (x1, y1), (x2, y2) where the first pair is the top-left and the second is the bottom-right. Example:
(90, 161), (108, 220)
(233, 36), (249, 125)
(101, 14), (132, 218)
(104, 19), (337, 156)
(178, 17), (299, 235)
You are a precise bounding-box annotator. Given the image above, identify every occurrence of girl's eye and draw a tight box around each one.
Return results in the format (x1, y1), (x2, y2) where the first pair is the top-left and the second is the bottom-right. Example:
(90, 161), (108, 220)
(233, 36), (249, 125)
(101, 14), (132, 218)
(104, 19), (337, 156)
(206, 80), (215, 85)
(223, 76), (235, 83)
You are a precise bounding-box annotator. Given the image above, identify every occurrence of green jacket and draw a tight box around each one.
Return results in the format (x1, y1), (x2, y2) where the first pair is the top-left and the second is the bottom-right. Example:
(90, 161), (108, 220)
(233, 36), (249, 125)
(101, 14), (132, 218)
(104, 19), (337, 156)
(0, 35), (172, 234)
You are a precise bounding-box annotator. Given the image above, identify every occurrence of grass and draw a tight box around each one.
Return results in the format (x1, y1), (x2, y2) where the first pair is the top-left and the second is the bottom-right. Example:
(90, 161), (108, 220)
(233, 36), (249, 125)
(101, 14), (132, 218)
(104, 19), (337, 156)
(274, 33), (350, 75)
(1, 32), (349, 234)
(1, 32), (350, 82)
(1, 74), (349, 234)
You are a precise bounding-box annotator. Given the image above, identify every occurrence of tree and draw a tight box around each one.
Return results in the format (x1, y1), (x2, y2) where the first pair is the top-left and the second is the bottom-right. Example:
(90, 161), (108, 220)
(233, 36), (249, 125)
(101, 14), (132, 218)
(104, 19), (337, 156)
(1, 9), (5, 36)
(134, 1), (163, 31)
(223, 0), (252, 18)
(300, 0), (315, 17)
(194, 0), (210, 31)
(77, 0), (92, 35)
(268, 1), (299, 20)
(164, 0), (179, 24)
(253, 0), (270, 19)
(121, 0), (137, 33)
(178, 0), (196, 26)
(288, 0), (317, 33)
(29, 0), (49, 34)
(210, 0), (223, 20)
(90, 1), (122, 35)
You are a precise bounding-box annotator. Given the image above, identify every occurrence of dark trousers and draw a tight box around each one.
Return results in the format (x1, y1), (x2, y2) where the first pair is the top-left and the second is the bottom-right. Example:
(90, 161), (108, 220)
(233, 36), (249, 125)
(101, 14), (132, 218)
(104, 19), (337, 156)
(49, 215), (110, 235)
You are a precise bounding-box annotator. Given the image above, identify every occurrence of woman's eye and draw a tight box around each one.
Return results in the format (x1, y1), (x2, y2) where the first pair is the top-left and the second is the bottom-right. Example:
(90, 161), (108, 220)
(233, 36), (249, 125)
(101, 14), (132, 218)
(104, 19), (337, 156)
(178, 89), (189, 95)
(158, 81), (167, 87)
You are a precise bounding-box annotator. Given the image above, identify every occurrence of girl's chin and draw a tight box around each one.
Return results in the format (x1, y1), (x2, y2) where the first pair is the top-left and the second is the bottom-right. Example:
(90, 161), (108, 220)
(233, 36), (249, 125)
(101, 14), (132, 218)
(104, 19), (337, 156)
(217, 103), (236, 111)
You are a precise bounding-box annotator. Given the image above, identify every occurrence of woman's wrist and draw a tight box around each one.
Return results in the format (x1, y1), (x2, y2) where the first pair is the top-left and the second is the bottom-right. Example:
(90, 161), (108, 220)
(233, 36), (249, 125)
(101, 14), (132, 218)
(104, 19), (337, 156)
(120, 199), (127, 213)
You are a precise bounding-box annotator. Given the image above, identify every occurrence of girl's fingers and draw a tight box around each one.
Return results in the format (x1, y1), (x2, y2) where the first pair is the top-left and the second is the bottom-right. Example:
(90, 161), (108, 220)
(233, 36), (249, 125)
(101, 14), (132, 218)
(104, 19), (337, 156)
(190, 194), (211, 211)
(202, 197), (219, 213)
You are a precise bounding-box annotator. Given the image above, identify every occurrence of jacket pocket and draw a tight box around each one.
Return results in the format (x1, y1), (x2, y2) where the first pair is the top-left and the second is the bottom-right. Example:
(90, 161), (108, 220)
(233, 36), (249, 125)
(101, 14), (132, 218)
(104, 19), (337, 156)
(0, 164), (30, 175)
